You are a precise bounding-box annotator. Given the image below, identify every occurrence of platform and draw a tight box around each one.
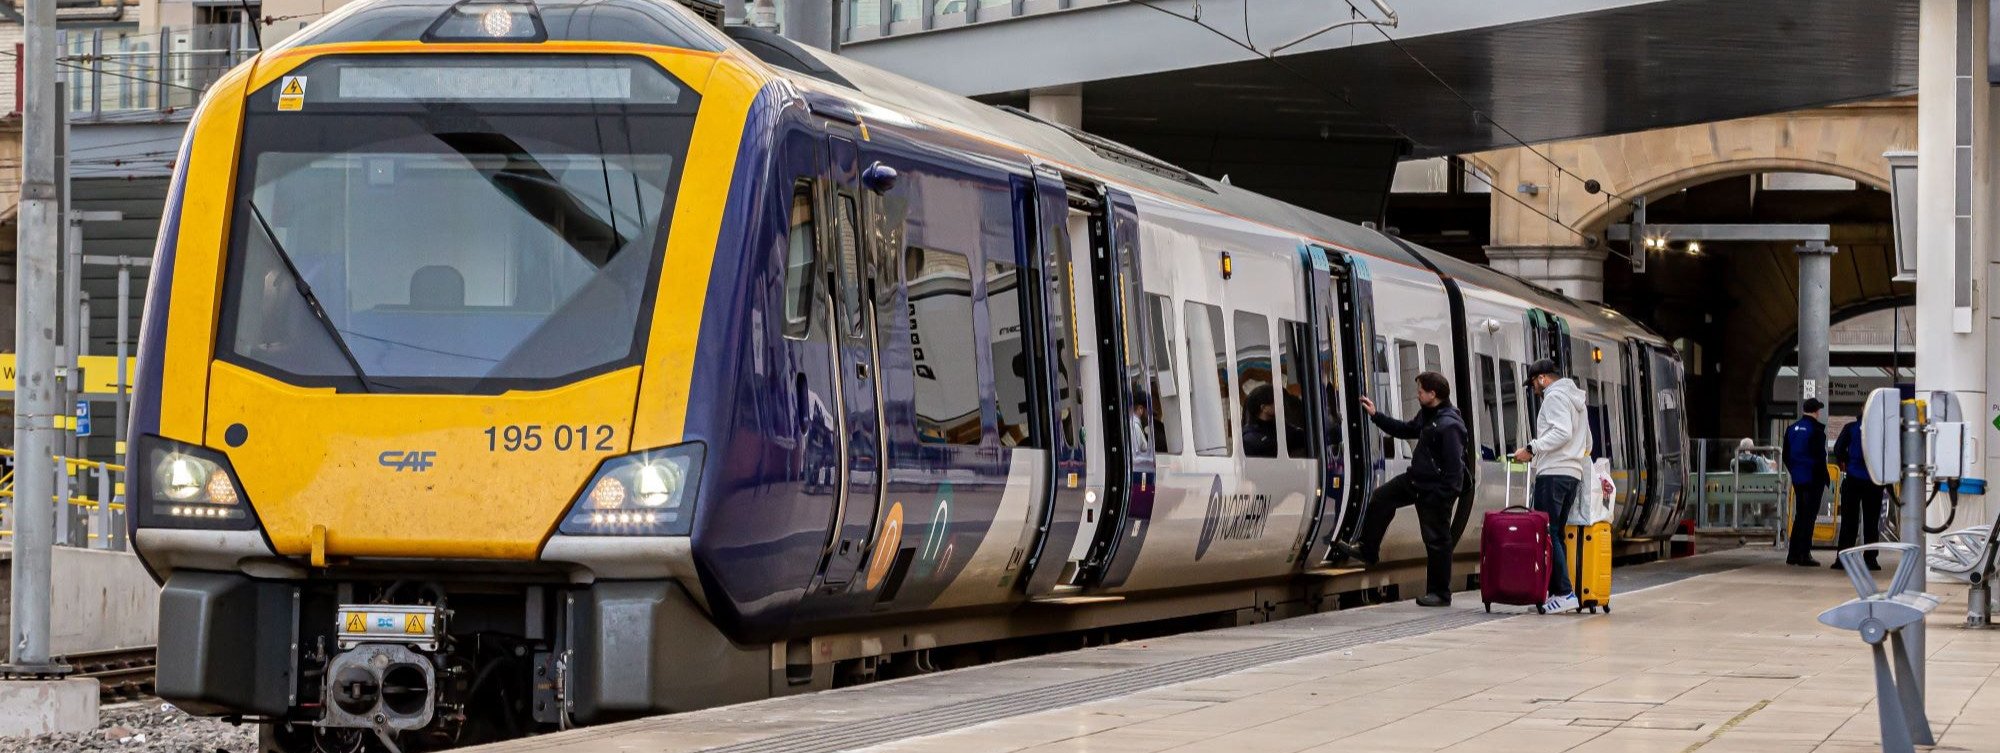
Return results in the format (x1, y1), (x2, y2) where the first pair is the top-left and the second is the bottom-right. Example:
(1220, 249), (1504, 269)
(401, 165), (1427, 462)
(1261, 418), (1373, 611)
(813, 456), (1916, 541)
(475, 549), (2000, 753)
(0, 545), (158, 662)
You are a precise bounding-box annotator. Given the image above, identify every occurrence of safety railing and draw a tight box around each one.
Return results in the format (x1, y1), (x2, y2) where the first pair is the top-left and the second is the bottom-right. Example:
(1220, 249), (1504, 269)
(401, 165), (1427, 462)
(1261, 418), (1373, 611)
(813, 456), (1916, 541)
(1691, 438), (1787, 536)
(54, 24), (258, 121)
(0, 448), (129, 551)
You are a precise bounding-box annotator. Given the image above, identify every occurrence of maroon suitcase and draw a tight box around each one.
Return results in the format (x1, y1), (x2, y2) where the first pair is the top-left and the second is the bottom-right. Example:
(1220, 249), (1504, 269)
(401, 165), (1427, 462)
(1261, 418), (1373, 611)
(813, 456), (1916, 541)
(1481, 502), (1551, 613)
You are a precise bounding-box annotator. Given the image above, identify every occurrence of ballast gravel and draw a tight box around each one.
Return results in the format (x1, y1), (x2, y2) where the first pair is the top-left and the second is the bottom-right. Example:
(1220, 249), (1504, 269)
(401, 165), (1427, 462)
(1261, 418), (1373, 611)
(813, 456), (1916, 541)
(0, 702), (256, 753)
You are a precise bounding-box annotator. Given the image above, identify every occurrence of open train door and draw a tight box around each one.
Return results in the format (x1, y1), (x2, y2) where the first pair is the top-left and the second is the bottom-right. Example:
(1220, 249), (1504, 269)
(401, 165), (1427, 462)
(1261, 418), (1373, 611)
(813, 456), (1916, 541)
(1084, 189), (1159, 588)
(1297, 245), (1374, 565)
(1296, 250), (1376, 560)
(1615, 338), (1655, 537)
(1019, 165), (1098, 599)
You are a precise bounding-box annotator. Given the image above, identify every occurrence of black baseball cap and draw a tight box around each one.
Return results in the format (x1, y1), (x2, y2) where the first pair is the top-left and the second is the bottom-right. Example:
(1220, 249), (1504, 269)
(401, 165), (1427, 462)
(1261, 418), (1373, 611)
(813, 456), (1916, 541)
(1802, 397), (1824, 413)
(1523, 358), (1560, 386)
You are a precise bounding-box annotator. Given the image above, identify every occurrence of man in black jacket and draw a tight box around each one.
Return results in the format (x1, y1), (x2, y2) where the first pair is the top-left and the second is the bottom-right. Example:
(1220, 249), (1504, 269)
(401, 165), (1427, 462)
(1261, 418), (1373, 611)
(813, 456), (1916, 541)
(1328, 371), (1468, 606)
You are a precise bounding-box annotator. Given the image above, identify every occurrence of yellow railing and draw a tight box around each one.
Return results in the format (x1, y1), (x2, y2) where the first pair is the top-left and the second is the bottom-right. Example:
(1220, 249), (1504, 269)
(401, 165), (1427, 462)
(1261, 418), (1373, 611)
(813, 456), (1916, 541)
(0, 448), (130, 548)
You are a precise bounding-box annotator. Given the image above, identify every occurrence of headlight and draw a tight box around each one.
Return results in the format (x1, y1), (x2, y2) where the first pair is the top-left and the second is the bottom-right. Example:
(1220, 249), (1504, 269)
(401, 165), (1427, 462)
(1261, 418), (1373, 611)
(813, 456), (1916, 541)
(558, 443), (703, 536)
(134, 436), (255, 530)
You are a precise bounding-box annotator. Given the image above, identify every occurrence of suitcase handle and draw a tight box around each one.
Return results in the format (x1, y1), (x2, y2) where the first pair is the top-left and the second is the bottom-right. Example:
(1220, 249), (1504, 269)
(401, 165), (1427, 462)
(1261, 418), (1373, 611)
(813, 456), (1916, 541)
(1501, 504), (1535, 513)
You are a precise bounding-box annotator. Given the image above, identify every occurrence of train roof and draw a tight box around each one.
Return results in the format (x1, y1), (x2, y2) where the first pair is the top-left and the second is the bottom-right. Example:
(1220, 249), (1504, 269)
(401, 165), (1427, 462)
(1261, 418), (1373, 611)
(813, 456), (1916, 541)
(727, 29), (1666, 348)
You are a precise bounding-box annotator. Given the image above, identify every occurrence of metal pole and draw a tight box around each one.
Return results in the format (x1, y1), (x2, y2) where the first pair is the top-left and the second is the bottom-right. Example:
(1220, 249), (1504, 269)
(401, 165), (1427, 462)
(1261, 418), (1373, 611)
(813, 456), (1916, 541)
(115, 262), (128, 454)
(1900, 398), (1928, 691)
(5, 0), (64, 674)
(1795, 242), (1836, 413)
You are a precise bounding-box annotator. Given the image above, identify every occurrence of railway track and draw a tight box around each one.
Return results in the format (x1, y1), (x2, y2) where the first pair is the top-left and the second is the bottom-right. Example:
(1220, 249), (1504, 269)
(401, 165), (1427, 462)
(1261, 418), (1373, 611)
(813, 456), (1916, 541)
(59, 645), (157, 702)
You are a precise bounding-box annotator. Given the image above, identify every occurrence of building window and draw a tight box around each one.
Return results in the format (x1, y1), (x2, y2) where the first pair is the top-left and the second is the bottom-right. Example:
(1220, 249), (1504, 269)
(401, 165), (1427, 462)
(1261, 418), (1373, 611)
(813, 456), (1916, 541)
(906, 246), (980, 445)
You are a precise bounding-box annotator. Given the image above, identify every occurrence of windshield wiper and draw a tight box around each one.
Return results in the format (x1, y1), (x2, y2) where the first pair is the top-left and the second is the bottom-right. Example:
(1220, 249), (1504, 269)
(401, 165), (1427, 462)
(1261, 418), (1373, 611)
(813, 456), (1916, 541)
(245, 199), (376, 393)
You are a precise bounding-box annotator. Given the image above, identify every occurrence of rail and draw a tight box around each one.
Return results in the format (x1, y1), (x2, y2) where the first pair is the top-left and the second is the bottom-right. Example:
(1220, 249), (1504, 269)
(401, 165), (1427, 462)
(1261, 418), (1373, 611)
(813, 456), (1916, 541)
(0, 447), (130, 551)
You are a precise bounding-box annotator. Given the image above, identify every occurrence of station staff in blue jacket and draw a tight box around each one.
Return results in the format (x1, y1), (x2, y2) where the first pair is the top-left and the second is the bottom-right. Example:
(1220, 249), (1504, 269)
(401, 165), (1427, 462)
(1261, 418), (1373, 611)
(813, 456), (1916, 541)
(1830, 418), (1885, 571)
(1784, 398), (1832, 567)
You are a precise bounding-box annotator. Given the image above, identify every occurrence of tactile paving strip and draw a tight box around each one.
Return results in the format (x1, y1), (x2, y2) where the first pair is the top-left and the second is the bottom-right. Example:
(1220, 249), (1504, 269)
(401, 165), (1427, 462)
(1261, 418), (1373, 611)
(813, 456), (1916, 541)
(703, 609), (1506, 753)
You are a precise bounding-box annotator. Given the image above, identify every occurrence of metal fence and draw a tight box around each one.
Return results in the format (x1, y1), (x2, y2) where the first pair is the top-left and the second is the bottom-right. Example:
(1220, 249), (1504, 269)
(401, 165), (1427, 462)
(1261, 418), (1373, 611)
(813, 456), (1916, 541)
(58, 24), (257, 120)
(1691, 438), (1788, 536)
(0, 449), (128, 551)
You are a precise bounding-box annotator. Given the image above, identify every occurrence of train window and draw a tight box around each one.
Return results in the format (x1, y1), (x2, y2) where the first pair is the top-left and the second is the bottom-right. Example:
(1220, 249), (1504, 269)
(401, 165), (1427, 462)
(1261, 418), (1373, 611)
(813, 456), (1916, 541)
(906, 247), (982, 445)
(834, 194), (864, 336)
(1235, 311), (1276, 458)
(1499, 359), (1522, 452)
(781, 181), (817, 340)
(1423, 343), (1442, 375)
(1185, 302), (1233, 457)
(987, 261), (1037, 449)
(1478, 355), (1501, 461)
(1395, 339), (1421, 435)
(1146, 295), (1184, 455)
(1279, 321), (1311, 460)
(1373, 335), (1394, 459)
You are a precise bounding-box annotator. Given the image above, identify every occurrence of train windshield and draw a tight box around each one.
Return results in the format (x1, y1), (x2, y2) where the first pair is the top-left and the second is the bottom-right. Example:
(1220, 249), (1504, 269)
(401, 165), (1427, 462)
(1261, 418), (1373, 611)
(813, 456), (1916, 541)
(216, 55), (698, 392)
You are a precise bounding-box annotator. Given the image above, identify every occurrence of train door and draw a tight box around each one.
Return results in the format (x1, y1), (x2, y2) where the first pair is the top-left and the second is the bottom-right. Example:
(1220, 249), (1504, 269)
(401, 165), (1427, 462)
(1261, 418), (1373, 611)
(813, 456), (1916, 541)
(1525, 309), (1572, 370)
(811, 128), (887, 592)
(1616, 338), (1655, 537)
(1020, 166), (1094, 597)
(1642, 347), (1688, 535)
(1298, 246), (1370, 564)
(1087, 191), (1158, 587)
(1324, 256), (1383, 548)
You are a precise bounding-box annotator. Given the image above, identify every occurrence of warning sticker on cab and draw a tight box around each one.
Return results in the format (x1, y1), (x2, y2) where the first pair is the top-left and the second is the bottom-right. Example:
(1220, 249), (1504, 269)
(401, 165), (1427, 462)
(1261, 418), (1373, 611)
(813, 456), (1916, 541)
(277, 76), (306, 111)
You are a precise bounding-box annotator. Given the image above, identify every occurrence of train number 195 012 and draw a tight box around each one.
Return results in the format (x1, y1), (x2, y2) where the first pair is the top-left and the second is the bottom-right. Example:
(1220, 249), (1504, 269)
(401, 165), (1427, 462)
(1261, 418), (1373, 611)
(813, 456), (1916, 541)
(483, 424), (615, 453)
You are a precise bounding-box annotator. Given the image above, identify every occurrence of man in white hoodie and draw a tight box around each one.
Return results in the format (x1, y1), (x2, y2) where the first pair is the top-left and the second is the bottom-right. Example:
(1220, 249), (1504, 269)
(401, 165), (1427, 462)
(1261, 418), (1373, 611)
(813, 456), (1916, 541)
(1512, 358), (1592, 614)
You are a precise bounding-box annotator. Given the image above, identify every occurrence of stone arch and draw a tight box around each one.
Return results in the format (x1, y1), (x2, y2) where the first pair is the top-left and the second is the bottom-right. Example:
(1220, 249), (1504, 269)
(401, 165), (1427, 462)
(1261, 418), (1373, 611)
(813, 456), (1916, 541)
(1570, 158), (1891, 238)
(1473, 101), (1914, 252)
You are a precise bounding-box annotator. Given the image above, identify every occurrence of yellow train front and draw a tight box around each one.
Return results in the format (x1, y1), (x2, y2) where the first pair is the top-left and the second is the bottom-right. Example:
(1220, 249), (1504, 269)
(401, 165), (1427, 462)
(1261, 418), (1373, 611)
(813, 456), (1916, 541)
(130, 1), (778, 747)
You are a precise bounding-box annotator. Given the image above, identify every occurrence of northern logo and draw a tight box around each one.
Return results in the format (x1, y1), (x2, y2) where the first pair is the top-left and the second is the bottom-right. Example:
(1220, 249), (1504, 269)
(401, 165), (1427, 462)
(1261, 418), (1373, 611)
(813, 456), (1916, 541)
(378, 450), (438, 472)
(1195, 475), (1275, 560)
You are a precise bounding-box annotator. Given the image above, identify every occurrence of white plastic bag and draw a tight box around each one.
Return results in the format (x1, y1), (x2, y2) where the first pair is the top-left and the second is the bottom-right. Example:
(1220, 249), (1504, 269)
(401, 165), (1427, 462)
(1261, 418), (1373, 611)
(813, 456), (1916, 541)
(1569, 458), (1616, 525)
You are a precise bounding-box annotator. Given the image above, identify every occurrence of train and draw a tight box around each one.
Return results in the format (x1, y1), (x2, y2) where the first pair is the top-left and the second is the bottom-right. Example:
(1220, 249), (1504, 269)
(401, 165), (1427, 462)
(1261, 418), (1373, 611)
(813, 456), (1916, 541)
(127, 0), (1687, 749)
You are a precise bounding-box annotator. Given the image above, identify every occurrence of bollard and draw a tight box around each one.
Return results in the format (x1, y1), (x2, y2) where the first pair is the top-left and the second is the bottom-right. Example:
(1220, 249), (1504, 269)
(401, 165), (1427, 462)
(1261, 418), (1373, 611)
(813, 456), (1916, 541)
(1822, 542), (1937, 753)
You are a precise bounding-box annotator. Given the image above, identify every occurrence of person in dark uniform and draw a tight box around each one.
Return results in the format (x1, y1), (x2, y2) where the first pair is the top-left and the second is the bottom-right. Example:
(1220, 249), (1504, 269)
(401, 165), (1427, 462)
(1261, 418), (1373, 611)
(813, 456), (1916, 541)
(1783, 398), (1831, 567)
(1327, 371), (1467, 607)
(1830, 418), (1885, 571)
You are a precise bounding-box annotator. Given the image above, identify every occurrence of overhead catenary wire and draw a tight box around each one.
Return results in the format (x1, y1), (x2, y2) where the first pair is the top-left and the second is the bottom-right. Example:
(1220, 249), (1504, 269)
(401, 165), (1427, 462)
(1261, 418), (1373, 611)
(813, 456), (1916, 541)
(1338, 0), (1635, 210)
(1125, 0), (1610, 249)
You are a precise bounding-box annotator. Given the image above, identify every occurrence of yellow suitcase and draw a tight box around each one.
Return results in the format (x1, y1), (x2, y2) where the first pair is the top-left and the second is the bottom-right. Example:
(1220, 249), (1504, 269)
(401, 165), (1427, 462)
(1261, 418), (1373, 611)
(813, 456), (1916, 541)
(1563, 521), (1613, 613)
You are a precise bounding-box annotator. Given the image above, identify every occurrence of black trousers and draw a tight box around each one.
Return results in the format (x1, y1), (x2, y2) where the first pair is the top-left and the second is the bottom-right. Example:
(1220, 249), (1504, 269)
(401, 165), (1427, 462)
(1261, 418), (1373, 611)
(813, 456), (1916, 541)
(1357, 473), (1457, 597)
(1788, 482), (1826, 563)
(1531, 475), (1581, 596)
(1835, 476), (1887, 566)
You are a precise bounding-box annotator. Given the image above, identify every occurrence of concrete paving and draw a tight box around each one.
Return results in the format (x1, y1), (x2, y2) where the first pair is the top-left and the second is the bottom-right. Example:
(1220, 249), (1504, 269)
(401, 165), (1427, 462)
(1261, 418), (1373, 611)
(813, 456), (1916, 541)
(475, 546), (2000, 753)
(0, 678), (97, 737)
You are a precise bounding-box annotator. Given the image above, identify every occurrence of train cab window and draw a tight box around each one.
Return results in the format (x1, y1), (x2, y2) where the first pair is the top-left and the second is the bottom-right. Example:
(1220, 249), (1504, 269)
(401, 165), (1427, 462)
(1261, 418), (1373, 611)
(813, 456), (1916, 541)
(1423, 343), (1442, 375)
(1185, 302), (1233, 457)
(1279, 321), (1311, 460)
(987, 261), (1037, 449)
(1373, 335), (1394, 458)
(1234, 311), (1277, 458)
(905, 247), (981, 445)
(781, 181), (817, 340)
(1478, 354), (1501, 461)
(1146, 294), (1184, 455)
(1394, 339), (1420, 455)
(834, 194), (864, 336)
(1499, 359), (1522, 452)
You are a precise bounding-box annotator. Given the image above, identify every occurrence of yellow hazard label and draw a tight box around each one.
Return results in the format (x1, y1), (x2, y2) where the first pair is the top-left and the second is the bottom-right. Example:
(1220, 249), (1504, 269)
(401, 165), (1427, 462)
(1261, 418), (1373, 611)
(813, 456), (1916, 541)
(405, 614), (426, 634)
(277, 76), (306, 111)
(344, 612), (366, 632)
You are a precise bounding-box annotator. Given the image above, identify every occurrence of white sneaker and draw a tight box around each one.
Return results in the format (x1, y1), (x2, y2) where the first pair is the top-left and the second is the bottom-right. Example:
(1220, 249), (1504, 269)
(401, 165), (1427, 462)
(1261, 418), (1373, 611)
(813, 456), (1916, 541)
(1550, 593), (1580, 613)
